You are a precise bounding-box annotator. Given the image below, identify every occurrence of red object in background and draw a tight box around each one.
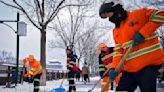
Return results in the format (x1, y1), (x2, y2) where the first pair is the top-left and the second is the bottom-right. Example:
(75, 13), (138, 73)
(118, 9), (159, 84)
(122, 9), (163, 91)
(101, 48), (113, 66)
(103, 57), (112, 65)
(73, 64), (78, 71)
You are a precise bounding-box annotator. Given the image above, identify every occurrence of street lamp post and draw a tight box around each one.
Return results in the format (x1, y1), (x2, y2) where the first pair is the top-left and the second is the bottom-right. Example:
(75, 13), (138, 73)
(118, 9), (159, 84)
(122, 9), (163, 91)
(16, 12), (20, 86)
(0, 12), (26, 86)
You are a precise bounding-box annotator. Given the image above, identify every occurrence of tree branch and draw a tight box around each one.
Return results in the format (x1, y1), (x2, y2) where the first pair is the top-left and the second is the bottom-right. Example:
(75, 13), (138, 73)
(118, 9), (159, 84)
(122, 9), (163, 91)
(34, 0), (42, 25)
(59, 4), (90, 11)
(45, 0), (66, 25)
(42, 0), (45, 18)
(0, 0), (21, 10)
(13, 0), (41, 30)
(56, 16), (68, 45)
(45, 2), (89, 26)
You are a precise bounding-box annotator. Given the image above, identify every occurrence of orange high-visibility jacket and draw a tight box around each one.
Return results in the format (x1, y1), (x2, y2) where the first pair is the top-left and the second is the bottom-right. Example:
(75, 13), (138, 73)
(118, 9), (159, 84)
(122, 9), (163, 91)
(67, 53), (76, 71)
(28, 59), (43, 76)
(111, 8), (164, 72)
(99, 47), (113, 77)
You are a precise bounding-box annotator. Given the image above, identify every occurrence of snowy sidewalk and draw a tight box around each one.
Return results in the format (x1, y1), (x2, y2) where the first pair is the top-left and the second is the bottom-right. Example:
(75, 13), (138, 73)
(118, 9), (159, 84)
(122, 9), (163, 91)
(0, 77), (164, 92)
(0, 77), (113, 92)
(40, 77), (111, 92)
(39, 77), (116, 92)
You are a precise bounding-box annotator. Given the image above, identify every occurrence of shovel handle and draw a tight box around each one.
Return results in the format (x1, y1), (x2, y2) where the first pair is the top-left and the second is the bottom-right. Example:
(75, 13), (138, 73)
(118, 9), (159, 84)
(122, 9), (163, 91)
(88, 63), (111, 91)
(115, 45), (133, 72)
(101, 44), (133, 92)
(60, 78), (65, 87)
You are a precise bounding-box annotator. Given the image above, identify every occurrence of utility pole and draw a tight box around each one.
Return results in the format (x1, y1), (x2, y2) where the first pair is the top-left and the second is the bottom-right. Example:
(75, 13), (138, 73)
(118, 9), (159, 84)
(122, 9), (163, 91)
(15, 12), (20, 86)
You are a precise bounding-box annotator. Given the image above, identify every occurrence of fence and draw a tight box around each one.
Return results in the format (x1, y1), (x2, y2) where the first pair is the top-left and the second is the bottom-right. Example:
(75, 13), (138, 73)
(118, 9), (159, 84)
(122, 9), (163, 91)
(46, 70), (67, 80)
(0, 64), (67, 86)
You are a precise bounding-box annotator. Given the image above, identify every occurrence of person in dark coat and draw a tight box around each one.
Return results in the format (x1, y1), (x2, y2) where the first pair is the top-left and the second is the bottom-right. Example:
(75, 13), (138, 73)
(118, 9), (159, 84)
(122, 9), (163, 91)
(66, 47), (76, 92)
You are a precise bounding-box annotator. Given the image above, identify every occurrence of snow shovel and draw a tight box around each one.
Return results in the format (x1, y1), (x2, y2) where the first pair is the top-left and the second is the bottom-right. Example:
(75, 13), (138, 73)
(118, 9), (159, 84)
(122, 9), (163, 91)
(88, 53), (114, 92)
(88, 64), (112, 92)
(101, 44), (133, 92)
(51, 78), (66, 92)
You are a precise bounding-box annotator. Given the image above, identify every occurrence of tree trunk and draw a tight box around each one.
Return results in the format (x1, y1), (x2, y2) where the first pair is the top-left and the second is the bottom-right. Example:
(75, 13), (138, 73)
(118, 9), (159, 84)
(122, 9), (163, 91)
(40, 29), (46, 86)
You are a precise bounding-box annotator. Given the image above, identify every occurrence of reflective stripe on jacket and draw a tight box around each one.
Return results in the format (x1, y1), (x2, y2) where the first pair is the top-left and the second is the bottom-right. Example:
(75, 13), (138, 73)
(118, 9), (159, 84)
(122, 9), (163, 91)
(111, 8), (164, 72)
(29, 59), (43, 76)
(99, 48), (114, 77)
(67, 53), (76, 71)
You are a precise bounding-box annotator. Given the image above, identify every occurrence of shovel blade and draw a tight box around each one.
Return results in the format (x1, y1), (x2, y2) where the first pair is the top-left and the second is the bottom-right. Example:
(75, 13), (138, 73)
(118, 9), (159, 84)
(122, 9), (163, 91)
(51, 87), (66, 92)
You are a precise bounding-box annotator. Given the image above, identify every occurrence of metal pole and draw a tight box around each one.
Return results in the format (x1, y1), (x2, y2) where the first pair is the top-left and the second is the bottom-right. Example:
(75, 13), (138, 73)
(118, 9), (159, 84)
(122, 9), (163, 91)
(15, 12), (19, 86)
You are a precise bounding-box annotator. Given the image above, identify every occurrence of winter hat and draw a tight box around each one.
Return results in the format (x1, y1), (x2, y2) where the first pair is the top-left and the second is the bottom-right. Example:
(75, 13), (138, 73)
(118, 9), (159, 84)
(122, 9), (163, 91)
(99, 2), (114, 18)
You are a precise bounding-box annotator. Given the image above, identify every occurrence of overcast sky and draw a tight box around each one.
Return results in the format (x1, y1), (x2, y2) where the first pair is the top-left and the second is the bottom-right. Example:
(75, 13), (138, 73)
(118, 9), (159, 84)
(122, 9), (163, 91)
(0, 0), (134, 60)
(0, 0), (134, 69)
(0, 2), (67, 68)
(0, 0), (163, 71)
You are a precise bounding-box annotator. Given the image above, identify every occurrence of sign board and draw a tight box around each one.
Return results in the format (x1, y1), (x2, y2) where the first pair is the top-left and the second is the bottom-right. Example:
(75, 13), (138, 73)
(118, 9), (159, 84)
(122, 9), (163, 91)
(18, 22), (27, 36)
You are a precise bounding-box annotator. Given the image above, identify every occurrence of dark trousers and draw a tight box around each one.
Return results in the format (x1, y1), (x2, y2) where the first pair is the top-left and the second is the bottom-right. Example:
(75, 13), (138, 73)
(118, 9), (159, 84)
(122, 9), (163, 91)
(76, 72), (80, 81)
(111, 82), (113, 90)
(33, 74), (42, 92)
(116, 66), (159, 92)
(68, 71), (76, 91)
(84, 74), (89, 82)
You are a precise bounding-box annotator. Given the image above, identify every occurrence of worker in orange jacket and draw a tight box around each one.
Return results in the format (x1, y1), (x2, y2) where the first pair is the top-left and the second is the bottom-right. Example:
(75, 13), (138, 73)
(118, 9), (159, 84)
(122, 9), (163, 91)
(97, 42), (121, 91)
(99, 0), (164, 92)
(23, 55), (43, 92)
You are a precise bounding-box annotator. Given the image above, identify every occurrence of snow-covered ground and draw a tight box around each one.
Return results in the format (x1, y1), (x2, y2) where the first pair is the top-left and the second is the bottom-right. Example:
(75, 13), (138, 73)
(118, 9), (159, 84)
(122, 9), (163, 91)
(0, 77), (103, 92)
(0, 77), (164, 92)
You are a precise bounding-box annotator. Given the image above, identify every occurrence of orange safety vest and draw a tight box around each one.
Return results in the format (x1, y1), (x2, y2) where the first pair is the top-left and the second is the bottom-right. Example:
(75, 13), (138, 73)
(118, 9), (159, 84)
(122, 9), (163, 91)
(67, 56), (70, 69)
(111, 8), (164, 72)
(101, 48), (114, 92)
(67, 53), (76, 71)
(99, 48), (113, 77)
(28, 59), (43, 76)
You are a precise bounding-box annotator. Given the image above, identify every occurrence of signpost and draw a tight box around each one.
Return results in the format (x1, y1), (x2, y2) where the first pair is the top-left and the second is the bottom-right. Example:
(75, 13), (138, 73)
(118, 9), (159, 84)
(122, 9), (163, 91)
(0, 12), (27, 86)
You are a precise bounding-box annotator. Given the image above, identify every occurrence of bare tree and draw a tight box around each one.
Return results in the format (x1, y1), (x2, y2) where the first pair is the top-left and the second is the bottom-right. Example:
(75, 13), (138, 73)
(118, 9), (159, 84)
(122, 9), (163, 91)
(0, 0), (87, 85)
(48, 0), (95, 48)
(75, 26), (98, 65)
(48, 0), (93, 69)
(0, 50), (15, 64)
(77, 31), (101, 73)
(127, 0), (164, 9)
(48, 0), (113, 73)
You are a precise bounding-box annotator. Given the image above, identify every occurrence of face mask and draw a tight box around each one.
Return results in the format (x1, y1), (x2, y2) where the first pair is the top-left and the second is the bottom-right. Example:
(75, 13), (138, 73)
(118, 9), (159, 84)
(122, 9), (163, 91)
(108, 4), (127, 28)
(101, 50), (106, 53)
(109, 12), (122, 27)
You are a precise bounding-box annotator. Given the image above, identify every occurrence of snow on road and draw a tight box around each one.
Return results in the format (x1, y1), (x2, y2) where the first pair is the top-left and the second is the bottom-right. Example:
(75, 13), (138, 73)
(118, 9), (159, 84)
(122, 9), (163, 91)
(0, 77), (164, 92)
(0, 77), (112, 92)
